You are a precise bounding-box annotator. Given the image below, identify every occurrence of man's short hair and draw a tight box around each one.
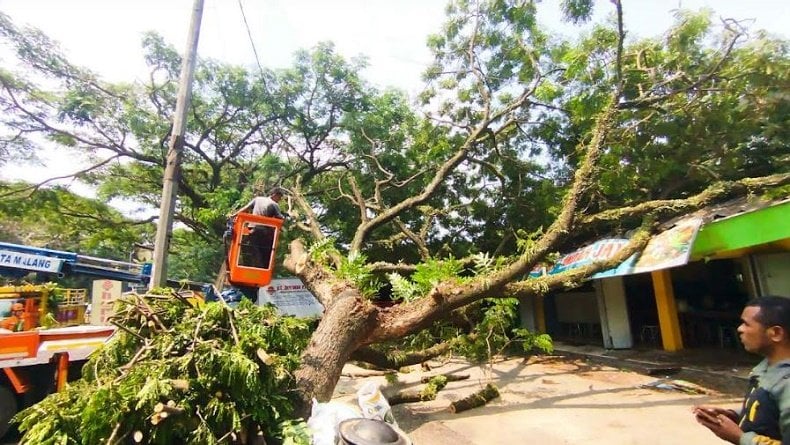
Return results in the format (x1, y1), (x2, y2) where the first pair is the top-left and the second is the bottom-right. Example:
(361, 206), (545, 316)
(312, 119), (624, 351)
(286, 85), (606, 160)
(269, 186), (287, 197)
(746, 296), (790, 333)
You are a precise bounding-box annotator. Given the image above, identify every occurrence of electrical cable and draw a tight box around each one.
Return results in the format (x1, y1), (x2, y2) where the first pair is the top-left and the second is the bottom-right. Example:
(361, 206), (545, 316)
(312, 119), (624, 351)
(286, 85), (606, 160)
(236, 0), (266, 79)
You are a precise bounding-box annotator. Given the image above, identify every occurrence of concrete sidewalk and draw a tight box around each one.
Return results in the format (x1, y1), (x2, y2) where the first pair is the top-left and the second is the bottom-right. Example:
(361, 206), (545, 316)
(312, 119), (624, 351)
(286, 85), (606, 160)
(552, 341), (754, 395)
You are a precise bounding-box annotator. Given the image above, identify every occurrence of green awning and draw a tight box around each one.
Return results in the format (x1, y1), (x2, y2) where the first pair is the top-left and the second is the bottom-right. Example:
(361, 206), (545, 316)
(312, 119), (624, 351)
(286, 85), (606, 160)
(691, 200), (790, 259)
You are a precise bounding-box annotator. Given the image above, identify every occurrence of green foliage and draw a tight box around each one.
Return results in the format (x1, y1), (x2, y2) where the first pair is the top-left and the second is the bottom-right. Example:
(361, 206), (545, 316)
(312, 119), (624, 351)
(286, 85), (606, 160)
(0, 181), (151, 259)
(336, 252), (382, 299)
(280, 420), (312, 445)
(388, 272), (422, 302)
(513, 328), (554, 355)
(307, 239), (383, 298)
(15, 296), (313, 444)
(1, 4), (788, 410)
(167, 229), (224, 283)
(539, 8), (790, 209)
(389, 257), (464, 302)
(384, 372), (399, 385)
(454, 298), (553, 363)
(419, 375), (448, 401)
(560, 0), (595, 24)
(307, 237), (337, 266)
(1, 3), (786, 276)
(515, 227), (546, 259)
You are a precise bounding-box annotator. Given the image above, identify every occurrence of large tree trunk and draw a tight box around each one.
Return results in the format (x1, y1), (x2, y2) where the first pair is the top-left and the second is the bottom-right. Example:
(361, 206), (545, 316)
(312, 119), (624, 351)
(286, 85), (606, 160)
(292, 289), (378, 417)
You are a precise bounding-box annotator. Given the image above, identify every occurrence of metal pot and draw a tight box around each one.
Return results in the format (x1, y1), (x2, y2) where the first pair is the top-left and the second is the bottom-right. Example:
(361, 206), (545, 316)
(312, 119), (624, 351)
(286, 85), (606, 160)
(337, 418), (409, 445)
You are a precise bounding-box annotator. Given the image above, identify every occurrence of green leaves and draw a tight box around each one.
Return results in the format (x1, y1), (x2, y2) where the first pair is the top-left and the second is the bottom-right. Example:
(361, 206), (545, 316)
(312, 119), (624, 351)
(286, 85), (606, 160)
(336, 252), (382, 299)
(389, 257), (464, 302)
(561, 0), (595, 25)
(16, 296), (313, 444)
(666, 9), (713, 55)
(0, 182), (150, 262)
(453, 298), (554, 363)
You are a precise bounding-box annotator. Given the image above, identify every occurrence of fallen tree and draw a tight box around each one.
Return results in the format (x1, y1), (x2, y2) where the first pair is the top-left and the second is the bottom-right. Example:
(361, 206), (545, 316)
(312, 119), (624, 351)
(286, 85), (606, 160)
(2, 0), (788, 435)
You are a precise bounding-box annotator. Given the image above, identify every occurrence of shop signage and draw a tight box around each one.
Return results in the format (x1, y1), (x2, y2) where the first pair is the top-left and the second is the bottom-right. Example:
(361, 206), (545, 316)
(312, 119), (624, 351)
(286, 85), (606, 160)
(549, 239), (631, 275)
(595, 217), (704, 278)
(257, 278), (324, 318)
(91, 279), (122, 325)
(534, 217), (704, 279)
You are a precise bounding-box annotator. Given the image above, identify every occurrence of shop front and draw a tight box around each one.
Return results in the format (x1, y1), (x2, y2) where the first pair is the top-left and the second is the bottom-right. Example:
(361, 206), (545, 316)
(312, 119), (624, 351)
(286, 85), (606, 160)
(521, 198), (790, 352)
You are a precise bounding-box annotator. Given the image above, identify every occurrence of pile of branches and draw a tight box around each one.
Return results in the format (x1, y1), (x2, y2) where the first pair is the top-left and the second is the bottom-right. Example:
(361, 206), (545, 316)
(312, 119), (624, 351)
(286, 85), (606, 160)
(15, 292), (313, 445)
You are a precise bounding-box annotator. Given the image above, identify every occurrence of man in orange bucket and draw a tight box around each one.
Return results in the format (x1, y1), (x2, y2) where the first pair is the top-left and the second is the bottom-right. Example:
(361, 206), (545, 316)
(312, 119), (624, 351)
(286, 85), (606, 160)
(230, 186), (288, 269)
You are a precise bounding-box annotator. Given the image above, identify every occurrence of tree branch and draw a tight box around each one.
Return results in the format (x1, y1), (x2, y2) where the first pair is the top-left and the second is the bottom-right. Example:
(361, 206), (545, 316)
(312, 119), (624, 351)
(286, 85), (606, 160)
(579, 173), (790, 228)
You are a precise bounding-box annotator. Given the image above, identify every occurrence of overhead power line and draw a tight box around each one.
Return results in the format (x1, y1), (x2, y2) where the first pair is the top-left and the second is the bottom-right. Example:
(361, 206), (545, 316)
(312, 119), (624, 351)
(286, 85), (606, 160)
(237, 0), (266, 78)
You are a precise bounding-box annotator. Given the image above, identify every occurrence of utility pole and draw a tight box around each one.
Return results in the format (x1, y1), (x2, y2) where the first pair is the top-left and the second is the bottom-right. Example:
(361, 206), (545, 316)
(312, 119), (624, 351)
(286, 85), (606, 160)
(150, 0), (205, 289)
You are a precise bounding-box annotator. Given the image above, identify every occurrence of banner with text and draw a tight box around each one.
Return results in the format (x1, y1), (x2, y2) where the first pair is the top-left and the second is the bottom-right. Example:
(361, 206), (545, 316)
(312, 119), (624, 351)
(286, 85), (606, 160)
(257, 278), (324, 318)
(91, 279), (122, 325)
(0, 249), (64, 274)
(531, 217), (704, 279)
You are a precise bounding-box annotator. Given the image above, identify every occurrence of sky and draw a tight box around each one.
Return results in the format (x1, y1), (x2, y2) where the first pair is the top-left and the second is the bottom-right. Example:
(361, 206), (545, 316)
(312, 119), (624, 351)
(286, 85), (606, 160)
(0, 0), (787, 199)
(1, 0), (787, 96)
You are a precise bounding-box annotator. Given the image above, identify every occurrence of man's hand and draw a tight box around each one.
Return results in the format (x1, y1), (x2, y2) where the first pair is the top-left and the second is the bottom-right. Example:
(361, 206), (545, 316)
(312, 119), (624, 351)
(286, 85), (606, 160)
(693, 406), (742, 444)
(693, 405), (738, 422)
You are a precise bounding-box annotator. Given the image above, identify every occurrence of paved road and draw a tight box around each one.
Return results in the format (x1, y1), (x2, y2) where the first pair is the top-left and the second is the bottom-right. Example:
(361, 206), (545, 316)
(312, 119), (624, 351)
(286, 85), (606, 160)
(335, 356), (742, 445)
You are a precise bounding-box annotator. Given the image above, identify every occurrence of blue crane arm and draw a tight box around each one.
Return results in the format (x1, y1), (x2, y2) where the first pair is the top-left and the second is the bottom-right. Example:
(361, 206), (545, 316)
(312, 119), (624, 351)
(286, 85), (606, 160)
(0, 242), (150, 283)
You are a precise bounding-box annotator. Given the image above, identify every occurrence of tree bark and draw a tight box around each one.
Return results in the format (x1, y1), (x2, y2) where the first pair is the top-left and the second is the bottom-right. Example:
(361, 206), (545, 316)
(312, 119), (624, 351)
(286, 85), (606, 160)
(421, 373), (469, 383)
(292, 289), (378, 418)
(350, 341), (453, 369)
(448, 384), (500, 414)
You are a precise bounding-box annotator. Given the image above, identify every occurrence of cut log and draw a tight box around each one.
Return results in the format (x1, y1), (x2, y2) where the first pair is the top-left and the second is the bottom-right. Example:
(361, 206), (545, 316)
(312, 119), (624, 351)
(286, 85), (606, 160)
(153, 402), (185, 415)
(389, 375), (449, 406)
(420, 373), (469, 383)
(448, 384), (499, 414)
(388, 391), (423, 405)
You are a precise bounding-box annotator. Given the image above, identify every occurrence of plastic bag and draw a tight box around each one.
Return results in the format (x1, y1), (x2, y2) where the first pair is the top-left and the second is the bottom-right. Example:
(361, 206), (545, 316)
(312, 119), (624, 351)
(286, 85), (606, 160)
(356, 382), (397, 426)
(306, 399), (361, 445)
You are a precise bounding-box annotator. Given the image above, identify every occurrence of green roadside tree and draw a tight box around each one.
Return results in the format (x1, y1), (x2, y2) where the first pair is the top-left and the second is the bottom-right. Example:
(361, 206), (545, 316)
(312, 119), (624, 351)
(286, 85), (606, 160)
(0, 181), (150, 259)
(0, 1), (788, 428)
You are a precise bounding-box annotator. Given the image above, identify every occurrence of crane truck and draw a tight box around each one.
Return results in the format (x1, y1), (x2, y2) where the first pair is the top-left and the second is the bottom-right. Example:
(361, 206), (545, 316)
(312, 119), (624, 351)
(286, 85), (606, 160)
(0, 242), (152, 437)
(0, 217), (285, 437)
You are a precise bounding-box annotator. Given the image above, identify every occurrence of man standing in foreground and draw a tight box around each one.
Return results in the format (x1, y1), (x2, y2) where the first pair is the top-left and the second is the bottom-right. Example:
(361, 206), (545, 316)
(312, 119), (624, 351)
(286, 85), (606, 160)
(693, 295), (790, 445)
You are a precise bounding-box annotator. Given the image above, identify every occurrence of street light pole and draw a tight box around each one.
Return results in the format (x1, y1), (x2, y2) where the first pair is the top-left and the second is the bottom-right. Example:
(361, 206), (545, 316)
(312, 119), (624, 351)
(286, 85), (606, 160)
(149, 0), (205, 289)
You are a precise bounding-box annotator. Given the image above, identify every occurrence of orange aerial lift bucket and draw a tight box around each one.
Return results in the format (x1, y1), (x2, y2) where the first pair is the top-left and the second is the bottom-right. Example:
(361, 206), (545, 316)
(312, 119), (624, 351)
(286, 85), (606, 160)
(227, 213), (283, 287)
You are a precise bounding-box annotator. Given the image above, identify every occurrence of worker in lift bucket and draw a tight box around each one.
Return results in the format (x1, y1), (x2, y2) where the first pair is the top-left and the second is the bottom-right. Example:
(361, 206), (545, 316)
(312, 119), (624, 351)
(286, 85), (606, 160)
(230, 186), (289, 269)
(1, 302), (27, 332)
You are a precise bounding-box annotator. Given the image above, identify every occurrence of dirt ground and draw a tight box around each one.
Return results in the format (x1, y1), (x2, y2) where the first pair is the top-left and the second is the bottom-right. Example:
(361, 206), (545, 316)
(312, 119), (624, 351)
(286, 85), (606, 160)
(333, 355), (744, 445)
